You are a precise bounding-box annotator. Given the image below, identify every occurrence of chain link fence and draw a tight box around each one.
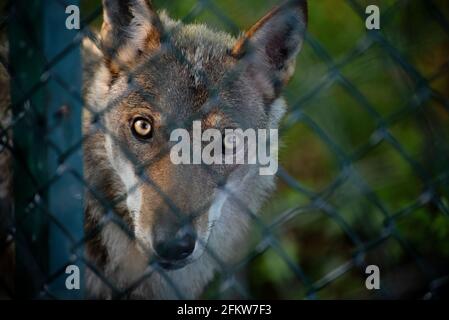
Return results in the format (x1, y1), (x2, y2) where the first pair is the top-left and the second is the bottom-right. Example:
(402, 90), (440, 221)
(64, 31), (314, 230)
(1, 0), (449, 299)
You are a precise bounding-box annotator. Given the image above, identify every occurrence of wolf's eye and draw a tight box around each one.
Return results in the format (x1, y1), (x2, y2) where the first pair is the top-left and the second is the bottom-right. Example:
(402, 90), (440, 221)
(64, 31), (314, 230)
(132, 117), (153, 140)
(222, 132), (240, 155)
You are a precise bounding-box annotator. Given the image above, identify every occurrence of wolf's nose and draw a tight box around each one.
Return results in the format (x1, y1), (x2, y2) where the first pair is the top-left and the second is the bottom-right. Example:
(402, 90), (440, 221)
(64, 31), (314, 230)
(154, 229), (196, 262)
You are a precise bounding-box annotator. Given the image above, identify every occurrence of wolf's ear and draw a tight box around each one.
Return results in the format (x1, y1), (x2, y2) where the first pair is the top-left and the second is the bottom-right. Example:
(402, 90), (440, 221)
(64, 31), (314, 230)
(101, 0), (162, 71)
(231, 0), (307, 86)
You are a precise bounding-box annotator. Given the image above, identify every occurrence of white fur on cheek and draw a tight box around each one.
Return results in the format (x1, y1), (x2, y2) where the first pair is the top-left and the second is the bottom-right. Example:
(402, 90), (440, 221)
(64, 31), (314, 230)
(189, 188), (227, 261)
(191, 169), (252, 261)
(206, 189), (228, 233)
(104, 135), (146, 242)
(269, 98), (287, 128)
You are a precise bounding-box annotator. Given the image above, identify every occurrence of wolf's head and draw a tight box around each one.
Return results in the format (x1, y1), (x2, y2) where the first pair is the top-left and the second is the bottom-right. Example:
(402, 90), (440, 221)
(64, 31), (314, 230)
(88, 0), (307, 270)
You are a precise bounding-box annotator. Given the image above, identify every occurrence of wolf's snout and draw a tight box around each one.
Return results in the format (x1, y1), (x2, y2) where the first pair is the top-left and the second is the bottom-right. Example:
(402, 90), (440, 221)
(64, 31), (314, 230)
(154, 227), (196, 264)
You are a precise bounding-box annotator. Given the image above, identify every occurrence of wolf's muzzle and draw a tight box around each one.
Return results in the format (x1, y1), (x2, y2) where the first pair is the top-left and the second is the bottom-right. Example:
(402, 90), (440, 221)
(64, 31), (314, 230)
(154, 227), (196, 269)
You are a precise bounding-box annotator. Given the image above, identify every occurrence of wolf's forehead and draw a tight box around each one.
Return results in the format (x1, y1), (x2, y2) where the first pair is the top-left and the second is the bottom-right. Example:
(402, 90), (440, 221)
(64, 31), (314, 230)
(163, 18), (237, 78)
(163, 14), (236, 56)
(118, 21), (243, 118)
(136, 41), (233, 93)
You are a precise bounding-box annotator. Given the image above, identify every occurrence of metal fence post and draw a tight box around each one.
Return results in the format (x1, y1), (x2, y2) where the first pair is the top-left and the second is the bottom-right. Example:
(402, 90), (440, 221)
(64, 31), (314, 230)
(9, 0), (84, 299)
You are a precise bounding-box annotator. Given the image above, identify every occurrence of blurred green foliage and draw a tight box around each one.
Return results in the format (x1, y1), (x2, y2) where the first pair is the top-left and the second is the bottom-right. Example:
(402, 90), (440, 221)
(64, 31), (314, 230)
(81, 0), (449, 299)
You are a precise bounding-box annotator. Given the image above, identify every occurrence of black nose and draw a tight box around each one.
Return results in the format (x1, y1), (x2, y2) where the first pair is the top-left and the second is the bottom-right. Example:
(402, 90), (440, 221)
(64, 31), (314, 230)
(154, 229), (196, 262)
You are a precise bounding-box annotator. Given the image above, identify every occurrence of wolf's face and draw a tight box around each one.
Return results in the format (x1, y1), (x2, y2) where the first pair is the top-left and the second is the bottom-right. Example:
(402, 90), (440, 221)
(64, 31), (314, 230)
(90, 0), (307, 270)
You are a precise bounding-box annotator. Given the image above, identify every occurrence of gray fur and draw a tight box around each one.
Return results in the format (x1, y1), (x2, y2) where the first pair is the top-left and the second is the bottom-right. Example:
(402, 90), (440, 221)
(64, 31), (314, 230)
(78, 0), (307, 299)
(83, 0), (307, 299)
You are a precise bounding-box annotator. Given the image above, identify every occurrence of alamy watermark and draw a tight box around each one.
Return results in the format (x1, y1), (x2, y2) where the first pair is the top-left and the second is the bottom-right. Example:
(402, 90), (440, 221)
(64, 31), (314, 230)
(365, 265), (380, 290)
(65, 5), (80, 30)
(65, 264), (80, 290)
(365, 5), (380, 30)
(170, 121), (279, 176)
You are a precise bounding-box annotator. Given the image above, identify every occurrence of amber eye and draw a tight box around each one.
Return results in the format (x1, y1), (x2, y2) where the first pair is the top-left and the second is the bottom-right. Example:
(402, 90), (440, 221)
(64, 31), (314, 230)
(222, 132), (241, 156)
(132, 117), (153, 139)
(223, 133), (238, 151)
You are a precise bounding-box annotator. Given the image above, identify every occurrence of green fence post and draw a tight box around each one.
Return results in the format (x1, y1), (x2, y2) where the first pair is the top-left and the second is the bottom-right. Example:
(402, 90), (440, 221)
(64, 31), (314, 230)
(9, 0), (84, 299)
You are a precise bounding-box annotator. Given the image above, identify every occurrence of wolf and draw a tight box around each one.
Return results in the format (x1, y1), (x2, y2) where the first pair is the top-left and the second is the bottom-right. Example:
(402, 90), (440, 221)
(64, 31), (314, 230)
(83, 0), (308, 299)
(0, 0), (307, 299)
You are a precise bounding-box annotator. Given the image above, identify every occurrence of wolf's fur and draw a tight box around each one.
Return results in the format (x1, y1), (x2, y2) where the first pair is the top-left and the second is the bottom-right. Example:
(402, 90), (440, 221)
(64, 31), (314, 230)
(1, 0), (307, 299)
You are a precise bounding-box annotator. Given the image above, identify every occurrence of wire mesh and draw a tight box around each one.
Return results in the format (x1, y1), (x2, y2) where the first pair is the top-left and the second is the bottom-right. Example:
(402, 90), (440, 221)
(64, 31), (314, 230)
(0, 0), (449, 300)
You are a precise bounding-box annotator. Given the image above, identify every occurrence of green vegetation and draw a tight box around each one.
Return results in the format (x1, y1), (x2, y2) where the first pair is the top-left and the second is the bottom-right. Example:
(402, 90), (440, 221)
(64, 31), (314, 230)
(81, 0), (449, 299)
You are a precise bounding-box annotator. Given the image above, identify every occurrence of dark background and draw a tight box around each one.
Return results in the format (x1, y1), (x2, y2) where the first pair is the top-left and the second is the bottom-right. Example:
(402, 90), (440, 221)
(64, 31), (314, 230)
(1, 0), (448, 299)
